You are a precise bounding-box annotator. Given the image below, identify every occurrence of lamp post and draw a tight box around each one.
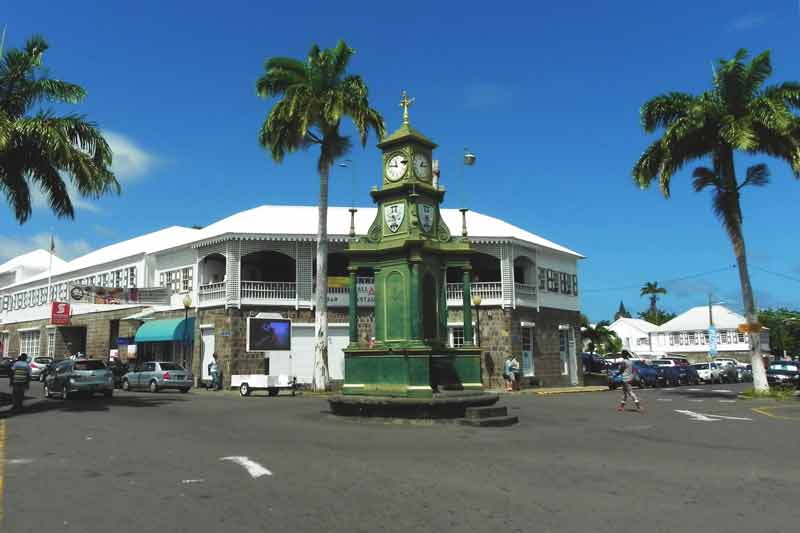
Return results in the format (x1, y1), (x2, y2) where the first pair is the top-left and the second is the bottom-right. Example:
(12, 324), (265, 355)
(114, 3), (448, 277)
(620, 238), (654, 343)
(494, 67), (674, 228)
(459, 148), (476, 225)
(182, 294), (192, 368)
(339, 159), (358, 237)
(472, 294), (482, 347)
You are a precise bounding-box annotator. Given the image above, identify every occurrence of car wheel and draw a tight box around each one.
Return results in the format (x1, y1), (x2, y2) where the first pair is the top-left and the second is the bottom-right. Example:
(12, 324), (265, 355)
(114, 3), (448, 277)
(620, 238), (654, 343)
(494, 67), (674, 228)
(43, 382), (51, 399)
(149, 380), (158, 393)
(62, 385), (71, 401)
(122, 379), (130, 391)
(180, 387), (190, 394)
(239, 383), (250, 397)
(268, 387), (279, 397)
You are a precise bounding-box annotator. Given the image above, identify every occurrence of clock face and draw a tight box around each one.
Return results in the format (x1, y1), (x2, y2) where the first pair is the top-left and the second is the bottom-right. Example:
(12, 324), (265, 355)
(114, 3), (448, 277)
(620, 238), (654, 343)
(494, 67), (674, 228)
(413, 153), (430, 179)
(385, 154), (408, 181)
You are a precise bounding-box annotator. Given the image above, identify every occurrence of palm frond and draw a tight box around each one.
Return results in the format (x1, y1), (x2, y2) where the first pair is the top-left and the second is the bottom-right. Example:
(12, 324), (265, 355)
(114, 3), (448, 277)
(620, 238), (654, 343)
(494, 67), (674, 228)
(743, 50), (772, 97)
(692, 166), (719, 191)
(711, 186), (745, 254)
(740, 163), (770, 188)
(640, 92), (694, 132)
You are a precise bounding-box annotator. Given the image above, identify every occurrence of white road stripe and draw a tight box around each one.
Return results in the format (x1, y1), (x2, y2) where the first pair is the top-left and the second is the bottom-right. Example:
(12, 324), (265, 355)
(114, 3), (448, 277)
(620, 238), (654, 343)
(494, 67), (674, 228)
(711, 389), (733, 393)
(220, 456), (272, 478)
(707, 414), (752, 421)
(181, 479), (205, 484)
(688, 399), (704, 402)
(675, 410), (752, 422)
(687, 389), (703, 392)
(719, 400), (737, 403)
(6, 458), (34, 465)
(657, 398), (673, 402)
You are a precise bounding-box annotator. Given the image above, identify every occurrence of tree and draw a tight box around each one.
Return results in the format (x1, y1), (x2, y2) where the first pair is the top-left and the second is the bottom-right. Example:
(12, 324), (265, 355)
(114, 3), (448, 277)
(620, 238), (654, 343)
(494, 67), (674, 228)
(614, 301), (631, 320)
(640, 281), (667, 314)
(758, 308), (800, 358)
(256, 40), (385, 390)
(581, 323), (621, 354)
(632, 49), (800, 392)
(637, 308), (676, 326)
(0, 35), (119, 223)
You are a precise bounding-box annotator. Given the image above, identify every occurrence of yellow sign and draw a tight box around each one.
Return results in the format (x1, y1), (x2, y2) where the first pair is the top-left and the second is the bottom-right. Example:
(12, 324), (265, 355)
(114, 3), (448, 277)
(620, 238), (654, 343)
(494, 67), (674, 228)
(328, 276), (350, 288)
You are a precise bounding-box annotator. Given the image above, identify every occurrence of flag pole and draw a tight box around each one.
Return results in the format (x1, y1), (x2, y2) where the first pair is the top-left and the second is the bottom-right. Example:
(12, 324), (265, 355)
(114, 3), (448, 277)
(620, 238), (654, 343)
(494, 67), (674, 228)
(47, 232), (54, 302)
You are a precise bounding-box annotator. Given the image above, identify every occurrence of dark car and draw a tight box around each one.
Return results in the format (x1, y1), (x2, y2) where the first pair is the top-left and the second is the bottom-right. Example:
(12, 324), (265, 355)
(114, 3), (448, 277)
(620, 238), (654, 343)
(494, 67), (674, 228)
(107, 360), (130, 388)
(0, 357), (13, 377)
(39, 358), (65, 382)
(766, 361), (800, 389)
(608, 360), (659, 389)
(651, 358), (700, 386)
(581, 352), (609, 374)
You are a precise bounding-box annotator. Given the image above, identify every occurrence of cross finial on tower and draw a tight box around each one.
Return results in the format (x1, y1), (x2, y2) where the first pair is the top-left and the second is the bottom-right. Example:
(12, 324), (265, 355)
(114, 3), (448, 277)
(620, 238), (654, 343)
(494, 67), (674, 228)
(400, 90), (415, 125)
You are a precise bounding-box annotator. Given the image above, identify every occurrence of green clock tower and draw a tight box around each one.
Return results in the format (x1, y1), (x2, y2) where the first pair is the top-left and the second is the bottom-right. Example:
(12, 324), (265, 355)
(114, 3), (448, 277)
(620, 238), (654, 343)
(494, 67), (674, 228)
(342, 92), (481, 398)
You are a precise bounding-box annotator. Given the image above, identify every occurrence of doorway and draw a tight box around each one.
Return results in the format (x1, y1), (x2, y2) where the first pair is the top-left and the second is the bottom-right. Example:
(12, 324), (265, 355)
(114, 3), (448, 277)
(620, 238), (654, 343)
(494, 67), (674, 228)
(200, 327), (215, 384)
(521, 326), (535, 377)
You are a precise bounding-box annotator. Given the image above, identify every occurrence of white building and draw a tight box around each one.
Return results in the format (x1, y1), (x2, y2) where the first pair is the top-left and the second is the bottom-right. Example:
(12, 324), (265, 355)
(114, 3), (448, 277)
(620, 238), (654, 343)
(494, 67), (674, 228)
(607, 304), (770, 362)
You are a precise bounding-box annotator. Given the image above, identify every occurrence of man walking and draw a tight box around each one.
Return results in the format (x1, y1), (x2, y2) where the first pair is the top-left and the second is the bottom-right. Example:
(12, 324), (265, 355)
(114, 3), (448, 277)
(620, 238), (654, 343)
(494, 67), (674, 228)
(208, 353), (219, 391)
(10, 353), (31, 410)
(618, 350), (642, 412)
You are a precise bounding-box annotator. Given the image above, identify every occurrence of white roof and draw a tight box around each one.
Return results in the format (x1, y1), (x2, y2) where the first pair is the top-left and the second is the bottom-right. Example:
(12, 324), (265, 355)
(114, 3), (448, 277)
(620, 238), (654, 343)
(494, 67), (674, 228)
(195, 205), (583, 258)
(659, 305), (745, 332)
(609, 317), (660, 334)
(5, 226), (200, 289)
(0, 249), (66, 275)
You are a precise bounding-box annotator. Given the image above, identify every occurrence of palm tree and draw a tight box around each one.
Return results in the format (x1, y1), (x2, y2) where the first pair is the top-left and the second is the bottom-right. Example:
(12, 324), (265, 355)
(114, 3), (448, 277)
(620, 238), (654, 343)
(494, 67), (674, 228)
(632, 49), (800, 392)
(256, 40), (385, 390)
(581, 323), (621, 354)
(0, 35), (119, 223)
(640, 281), (667, 314)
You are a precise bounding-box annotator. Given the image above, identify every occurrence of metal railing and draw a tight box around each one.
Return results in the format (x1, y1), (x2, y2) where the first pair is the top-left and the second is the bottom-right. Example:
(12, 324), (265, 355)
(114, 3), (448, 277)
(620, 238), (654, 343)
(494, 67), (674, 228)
(241, 281), (297, 302)
(514, 282), (537, 306)
(446, 282), (503, 305)
(198, 282), (226, 304)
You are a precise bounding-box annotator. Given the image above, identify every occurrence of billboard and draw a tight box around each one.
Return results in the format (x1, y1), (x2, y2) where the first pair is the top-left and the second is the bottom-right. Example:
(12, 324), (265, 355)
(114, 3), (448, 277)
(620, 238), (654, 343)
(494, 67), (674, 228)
(247, 318), (292, 352)
(68, 285), (170, 305)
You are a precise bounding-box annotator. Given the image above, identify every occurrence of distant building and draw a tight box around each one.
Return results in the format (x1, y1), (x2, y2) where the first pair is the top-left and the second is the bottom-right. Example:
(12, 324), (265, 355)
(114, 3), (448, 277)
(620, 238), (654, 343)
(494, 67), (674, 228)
(607, 305), (770, 362)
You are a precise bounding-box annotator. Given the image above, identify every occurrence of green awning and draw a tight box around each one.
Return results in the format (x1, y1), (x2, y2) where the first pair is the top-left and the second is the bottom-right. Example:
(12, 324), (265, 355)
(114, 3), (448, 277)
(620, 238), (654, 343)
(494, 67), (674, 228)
(134, 318), (195, 343)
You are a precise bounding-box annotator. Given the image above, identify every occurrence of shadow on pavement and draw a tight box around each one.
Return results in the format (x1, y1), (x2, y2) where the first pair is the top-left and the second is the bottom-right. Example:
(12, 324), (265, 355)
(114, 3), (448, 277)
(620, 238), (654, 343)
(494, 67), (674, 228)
(0, 389), (188, 419)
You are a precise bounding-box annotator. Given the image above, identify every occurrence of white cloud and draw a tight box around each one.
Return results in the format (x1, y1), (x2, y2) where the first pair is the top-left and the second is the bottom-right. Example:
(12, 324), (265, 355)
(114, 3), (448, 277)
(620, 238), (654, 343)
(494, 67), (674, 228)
(464, 82), (513, 111)
(93, 224), (116, 238)
(730, 14), (768, 30)
(103, 130), (158, 182)
(0, 233), (91, 262)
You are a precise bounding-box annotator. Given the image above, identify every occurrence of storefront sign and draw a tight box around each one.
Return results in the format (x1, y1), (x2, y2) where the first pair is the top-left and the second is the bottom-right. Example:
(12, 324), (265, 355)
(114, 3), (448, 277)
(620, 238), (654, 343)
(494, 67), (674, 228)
(69, 285), (170, 305)
(51, 301), (71, 325)
(326, 281), (376, 307)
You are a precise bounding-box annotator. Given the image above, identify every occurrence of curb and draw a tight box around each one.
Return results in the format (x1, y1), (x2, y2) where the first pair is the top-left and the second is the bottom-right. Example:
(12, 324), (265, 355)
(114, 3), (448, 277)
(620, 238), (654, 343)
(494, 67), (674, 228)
(530, 386), (609, 396)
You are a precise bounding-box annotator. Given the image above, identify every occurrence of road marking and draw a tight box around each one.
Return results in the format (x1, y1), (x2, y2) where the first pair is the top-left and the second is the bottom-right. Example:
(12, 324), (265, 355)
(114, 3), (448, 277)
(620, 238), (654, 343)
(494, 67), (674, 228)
(181, 479), (205, 484)
(5, 458), (33, 465)
(711, 389), (733, 393)
(688, 399), (704, 402)
(0, 420), (5, 528)
(656, 398), (673, 402)
(675, 410), (752, 422)
(752, 406), (800, 421)
(687, 389), (703, 392)
(220, 456), (272, 478)
(719, 400), (737, 403)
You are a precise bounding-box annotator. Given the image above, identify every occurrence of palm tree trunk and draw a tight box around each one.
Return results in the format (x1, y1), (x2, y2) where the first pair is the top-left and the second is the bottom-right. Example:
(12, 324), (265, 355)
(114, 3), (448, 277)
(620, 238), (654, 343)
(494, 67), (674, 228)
(314, 165), (330, 391)
(732, 235), (768, 391)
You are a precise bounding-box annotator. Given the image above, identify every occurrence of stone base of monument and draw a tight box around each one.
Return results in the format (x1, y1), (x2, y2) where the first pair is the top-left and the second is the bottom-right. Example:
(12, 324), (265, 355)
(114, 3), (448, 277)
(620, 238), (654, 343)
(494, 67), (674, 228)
(328, 390), (503, 420)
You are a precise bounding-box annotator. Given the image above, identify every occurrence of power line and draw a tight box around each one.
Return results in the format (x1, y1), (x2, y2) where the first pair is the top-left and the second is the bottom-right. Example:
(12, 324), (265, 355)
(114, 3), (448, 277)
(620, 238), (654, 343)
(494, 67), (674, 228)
(582, 264), (736, 293)
(751, 265), (800, 285)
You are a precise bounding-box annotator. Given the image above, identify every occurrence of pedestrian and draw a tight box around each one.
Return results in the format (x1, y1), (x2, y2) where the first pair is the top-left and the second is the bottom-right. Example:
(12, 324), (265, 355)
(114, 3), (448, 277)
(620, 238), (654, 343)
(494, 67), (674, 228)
(503, 355), (517, 392)
(618, 350), (642, 412)
(208, 353), (219, 391)
(10, 353), (31, 410)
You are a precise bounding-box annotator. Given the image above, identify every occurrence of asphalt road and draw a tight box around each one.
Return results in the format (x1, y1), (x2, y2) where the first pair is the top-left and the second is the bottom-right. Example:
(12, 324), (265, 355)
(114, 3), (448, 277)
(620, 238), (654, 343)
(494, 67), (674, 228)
(1, 380), (799, 533)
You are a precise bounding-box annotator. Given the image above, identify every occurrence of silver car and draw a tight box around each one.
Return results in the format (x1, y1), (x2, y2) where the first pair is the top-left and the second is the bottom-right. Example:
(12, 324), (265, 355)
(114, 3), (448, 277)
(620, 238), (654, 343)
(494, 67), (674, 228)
(29, 356), (53, 380)
(43, 359), (114, 399)
(122, 361), (193, 393)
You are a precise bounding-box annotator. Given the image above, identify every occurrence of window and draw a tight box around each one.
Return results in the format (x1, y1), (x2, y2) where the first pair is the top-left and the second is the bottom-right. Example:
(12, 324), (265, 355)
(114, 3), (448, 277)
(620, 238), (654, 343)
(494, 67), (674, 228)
(547, 269), (557, 292)
(669, 333), (679, 346)
(47, 329), (56, 357)
(736, 331), (746, 343)
(687, 332), (697, 345)
(74, 360), (106, 371)
(2, 296), (9, 310)
(451, 326), (465, 348)
(112, 270), (123, 288)
(637, 337), (649, 346)
(572, 274), (578, 296)
(0, 332), (9, 356)
(538, 268), (546, 290)
(20, 330), (41, 358)
(181, 267), (193, 292)
(160, 270), (181, 293)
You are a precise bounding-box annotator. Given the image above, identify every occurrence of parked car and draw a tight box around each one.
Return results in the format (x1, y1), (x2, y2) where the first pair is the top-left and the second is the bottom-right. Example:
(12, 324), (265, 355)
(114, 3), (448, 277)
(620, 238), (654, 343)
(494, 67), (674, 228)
(715, 358), (744, 369)
(692, 362), (723, 384)
(43, 359), (114, 399)
(122, 361), (193, 393)
(107, 360), (130, 389)
(766, 361), (800, 388)
(28, 356), (53, 381)
(608, 360), (659, 389)
(737, 364), (753, 382)
(38, 358), (65, 382)
(716, 360), (740, 383)
(650, 359), (699, 386)
(0, 357), (13, 377)
(581, 352), (609, 374)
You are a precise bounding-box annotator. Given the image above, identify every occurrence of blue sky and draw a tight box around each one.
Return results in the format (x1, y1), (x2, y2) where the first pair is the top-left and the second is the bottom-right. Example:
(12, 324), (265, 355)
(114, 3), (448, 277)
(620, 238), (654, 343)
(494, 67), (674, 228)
(2, 0), (799, 321)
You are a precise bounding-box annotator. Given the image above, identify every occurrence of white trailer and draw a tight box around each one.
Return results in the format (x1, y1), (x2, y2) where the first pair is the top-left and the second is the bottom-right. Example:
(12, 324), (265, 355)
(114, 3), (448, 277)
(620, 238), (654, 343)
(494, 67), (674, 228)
(230, 373), (297, 397)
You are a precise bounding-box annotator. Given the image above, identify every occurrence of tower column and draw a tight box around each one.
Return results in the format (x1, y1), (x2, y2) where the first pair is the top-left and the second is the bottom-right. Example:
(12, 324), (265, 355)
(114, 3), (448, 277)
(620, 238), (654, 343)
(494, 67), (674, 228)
(439, 264), (449, 342)
(373, 266), (384, 343)
(410, 260), (421, 340)
(462, 266), (474, 347)
(348, 267), (358, 345)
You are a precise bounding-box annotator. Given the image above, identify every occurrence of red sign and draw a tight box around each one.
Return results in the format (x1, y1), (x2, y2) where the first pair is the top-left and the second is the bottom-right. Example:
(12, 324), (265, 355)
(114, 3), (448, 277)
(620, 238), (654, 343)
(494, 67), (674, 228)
(51, 301), (71, 326)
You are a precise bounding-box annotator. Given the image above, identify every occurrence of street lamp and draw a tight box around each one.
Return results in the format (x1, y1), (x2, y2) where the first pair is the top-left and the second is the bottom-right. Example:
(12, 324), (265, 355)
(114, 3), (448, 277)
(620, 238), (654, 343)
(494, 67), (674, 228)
(182, 294), (192, 368)
(459, 148), (477, 236)
(339, 159), (357, 237)
(472, 294), (482, 347)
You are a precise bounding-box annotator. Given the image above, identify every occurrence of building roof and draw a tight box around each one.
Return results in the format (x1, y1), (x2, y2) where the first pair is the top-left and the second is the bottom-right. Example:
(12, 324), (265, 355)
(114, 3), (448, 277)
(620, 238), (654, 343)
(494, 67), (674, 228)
(194, 205), (584, 258)
(609, 317), (660, 334)
(5, 226), (200, 290)
(0, 249), (66, 275)
(659, 305), (745, 332)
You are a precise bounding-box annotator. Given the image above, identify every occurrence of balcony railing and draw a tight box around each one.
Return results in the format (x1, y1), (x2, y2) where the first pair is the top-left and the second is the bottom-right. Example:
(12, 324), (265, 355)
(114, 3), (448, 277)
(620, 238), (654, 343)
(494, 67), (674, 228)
(241, 281), (297, 304)
(447, 282), (503, 305)
(198, 282), (226, 304)
(514, 282), (537, 307)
